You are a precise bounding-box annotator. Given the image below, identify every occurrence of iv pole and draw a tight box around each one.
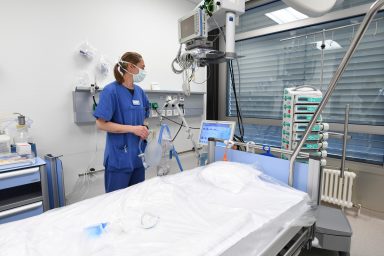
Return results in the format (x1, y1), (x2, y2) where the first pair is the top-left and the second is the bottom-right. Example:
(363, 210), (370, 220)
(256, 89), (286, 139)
(288, 0), (384, 186)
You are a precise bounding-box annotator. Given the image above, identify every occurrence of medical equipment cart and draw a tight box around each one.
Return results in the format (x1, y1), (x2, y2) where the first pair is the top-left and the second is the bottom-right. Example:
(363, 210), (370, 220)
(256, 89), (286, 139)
(0, 158), (48, 224)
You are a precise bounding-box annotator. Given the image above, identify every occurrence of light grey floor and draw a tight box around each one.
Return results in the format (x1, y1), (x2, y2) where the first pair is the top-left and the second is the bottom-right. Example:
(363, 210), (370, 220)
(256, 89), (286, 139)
(299, 209), (384, 256)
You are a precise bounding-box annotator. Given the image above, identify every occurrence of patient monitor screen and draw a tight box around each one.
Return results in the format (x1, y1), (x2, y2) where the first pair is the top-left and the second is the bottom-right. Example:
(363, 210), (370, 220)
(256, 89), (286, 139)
(180, 15), (195, 40)
(199, 121), (235, 146)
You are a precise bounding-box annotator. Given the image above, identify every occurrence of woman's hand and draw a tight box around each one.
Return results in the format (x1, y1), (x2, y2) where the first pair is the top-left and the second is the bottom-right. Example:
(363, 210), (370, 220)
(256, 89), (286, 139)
(132, 125), (149, 140)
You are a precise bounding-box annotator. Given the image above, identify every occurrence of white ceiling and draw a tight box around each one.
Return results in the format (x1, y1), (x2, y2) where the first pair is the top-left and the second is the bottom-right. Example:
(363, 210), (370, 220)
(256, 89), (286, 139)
(185, 0), (202, 3)
(186, 0), (250, 3)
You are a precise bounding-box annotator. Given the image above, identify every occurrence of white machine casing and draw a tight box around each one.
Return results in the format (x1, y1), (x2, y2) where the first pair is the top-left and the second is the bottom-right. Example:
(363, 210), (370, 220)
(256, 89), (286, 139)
(282, 87), (328, 160)
(178, 8), (208, 44)
(204, 0), (245, 29)
(178, 0), (245, 58)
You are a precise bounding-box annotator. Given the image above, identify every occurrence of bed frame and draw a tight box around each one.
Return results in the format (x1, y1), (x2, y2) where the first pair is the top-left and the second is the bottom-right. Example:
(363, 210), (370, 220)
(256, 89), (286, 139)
(207, 138), (322, 256)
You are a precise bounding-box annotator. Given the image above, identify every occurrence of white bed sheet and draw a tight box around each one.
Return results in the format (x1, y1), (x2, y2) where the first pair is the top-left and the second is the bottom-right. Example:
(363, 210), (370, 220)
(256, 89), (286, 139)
(0, 164), (310, 256)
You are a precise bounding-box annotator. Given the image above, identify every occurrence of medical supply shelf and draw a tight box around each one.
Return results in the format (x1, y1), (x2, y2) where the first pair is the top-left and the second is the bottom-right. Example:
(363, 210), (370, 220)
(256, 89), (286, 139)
(73, 88), (205, 124)
(0, 158), (47, 224)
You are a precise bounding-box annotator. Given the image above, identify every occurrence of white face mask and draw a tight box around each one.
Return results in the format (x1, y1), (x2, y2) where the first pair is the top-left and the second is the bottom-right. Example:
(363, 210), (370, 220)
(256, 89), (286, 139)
(118, 60), (147, 83)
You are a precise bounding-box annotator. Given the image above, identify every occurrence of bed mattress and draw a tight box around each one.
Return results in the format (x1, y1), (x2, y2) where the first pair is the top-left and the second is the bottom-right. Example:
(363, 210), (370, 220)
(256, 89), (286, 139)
(0, 163), (311, 256)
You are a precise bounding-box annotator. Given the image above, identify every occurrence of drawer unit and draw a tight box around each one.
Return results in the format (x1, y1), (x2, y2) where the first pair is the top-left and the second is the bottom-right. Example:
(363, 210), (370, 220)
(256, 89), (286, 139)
(0, 167), (40, 190)
(0, 158), (47, 224)
(0, 202), (43, 224)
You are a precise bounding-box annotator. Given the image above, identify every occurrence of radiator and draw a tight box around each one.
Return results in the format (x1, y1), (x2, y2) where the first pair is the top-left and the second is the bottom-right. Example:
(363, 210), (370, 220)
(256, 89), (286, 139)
(321, 168), (356, 208)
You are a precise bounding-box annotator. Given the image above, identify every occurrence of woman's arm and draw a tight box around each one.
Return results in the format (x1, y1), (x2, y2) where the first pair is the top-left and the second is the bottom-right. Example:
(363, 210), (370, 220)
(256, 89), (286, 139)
(96, 118), (149, 139)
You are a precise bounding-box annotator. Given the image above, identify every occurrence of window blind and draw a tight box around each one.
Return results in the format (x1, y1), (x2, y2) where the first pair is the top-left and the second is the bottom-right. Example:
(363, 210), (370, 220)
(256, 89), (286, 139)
(227, 2), (384, 164)
(228, 13), (384, 125)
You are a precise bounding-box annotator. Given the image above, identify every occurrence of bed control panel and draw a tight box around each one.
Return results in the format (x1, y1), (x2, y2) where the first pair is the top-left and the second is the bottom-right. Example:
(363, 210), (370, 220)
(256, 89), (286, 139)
(282, 87), (329, 164)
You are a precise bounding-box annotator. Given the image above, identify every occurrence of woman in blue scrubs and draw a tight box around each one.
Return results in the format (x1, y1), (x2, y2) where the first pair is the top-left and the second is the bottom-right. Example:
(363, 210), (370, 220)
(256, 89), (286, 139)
(94, 52), (150, 192)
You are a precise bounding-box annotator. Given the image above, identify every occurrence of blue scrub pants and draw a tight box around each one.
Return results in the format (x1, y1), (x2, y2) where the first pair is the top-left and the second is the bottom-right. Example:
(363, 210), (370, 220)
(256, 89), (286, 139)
(104, 167), (145, 193)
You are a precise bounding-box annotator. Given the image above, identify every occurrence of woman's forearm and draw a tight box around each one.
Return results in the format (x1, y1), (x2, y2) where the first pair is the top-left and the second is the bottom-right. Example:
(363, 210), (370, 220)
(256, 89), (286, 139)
(96, 119), (134, 134)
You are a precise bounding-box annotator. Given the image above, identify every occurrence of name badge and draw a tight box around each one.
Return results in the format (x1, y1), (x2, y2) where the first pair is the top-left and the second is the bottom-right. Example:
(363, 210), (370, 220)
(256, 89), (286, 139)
(132, 100), (140, 106)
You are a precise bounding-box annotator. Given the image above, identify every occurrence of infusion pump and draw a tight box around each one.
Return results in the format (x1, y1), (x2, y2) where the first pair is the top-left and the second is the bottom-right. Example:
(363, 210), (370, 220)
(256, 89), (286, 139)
(282, 87), (329, 160)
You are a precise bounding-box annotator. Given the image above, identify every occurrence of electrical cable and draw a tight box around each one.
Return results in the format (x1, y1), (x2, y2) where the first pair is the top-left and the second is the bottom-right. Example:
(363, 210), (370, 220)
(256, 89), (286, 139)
(233, 134), (246, 151)
(235, 59), (244, 139)
(171, 44), (184, 74)
(235, 58), (242, 104)
(65, 124), (100, 203)
(92, 95), (98, 107)
(192, 65), (211, 85)
(155, 109), (200, 129)
(228, 60), (244, 142)
(171, 121), (184, 142)
(211, 15), (226, 43)
(320, 30), (326, 92)
(171, 44), (195, 75)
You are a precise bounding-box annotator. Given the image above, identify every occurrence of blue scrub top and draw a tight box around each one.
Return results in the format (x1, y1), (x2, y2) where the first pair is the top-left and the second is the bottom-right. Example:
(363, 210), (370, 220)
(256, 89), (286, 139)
(93, 81), (150, 171)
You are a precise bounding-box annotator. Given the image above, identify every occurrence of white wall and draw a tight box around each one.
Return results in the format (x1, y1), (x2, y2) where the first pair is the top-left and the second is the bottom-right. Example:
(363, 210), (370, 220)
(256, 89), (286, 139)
(0, 0), (206, 202)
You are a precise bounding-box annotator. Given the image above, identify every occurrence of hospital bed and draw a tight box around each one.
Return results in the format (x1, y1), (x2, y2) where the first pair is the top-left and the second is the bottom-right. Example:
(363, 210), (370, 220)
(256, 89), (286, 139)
(207, 138), (321, 256)
(0, 137), (323, 256)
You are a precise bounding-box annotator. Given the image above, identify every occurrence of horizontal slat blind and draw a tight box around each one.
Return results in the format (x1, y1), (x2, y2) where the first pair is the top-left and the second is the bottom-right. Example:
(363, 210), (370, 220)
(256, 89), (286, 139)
(228, 13), (384, 125)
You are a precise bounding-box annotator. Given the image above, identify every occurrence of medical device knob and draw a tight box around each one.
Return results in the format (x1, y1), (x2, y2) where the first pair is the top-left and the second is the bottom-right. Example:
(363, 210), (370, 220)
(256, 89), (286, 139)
(320, 150), (327, 158)
(319, 141), (328, 149)
(311, 150), (327, 158)
(321, 123), (330, 131)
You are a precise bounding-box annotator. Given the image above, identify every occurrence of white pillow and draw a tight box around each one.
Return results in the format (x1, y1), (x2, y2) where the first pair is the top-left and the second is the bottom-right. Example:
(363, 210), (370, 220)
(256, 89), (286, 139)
(199, 161), (262, 193)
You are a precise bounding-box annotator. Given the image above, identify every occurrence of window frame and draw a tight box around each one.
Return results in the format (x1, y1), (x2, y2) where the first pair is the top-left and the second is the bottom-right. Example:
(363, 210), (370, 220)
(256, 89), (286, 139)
(218, 2), (384, 136)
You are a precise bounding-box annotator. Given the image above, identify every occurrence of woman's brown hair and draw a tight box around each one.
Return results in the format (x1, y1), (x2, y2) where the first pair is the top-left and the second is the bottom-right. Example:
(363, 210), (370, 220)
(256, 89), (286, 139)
(113, 52), (142, 84)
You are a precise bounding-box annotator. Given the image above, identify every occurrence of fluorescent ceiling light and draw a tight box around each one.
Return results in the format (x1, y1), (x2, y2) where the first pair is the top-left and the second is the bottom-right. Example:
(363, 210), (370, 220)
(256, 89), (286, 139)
(315, 40), (342, 51)
(265, 7), (308, 24)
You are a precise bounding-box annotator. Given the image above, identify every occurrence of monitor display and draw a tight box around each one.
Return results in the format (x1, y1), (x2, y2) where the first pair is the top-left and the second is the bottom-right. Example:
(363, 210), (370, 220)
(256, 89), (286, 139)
(180, 15), (195, 40)
(178, 9), (206, 44)
(198, 120), (236, 146)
